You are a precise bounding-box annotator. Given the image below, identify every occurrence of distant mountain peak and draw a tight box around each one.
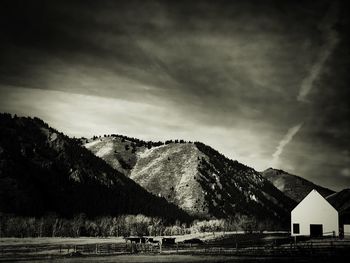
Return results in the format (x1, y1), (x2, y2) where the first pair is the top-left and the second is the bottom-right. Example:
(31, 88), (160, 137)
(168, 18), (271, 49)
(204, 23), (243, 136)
(261, 168), (335, 203)
(263, 167), (289, 175)
(327, 188), (350, 213)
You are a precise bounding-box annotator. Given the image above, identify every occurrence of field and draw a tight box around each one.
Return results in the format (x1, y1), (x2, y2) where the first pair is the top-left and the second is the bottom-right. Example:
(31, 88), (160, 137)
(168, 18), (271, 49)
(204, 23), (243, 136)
(1, 232), (350, 262)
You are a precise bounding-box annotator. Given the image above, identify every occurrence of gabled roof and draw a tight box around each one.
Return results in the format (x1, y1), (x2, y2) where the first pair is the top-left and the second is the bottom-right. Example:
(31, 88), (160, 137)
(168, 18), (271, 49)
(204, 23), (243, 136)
(292, 189), (338, 213)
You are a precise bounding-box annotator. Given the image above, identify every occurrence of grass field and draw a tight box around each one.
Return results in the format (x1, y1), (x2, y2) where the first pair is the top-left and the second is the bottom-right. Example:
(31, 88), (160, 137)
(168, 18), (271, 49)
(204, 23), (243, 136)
(0, 237), (125, 246)
(1, 232), (350, 262)
(0, 231), (251, 246)
(0, 231), (288, 248)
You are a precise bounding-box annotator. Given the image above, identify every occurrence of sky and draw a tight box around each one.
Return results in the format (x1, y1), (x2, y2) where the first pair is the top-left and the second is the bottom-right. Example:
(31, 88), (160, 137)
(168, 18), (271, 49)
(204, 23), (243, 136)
(0, 0), (349, 191)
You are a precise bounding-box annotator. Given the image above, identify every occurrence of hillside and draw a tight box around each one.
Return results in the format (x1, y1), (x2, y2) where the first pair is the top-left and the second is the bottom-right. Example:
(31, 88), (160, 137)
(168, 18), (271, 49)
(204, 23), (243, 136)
(261, 168), (335, 203)
(85, 136), (296, 226)
(0, 113), (190, 221)
(327, 189), (350, 213)
(327, 189), (350, 225)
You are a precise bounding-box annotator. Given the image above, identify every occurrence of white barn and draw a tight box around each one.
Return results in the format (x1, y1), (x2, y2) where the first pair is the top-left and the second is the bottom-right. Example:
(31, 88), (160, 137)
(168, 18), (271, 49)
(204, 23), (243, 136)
(291, 189), (339, 237)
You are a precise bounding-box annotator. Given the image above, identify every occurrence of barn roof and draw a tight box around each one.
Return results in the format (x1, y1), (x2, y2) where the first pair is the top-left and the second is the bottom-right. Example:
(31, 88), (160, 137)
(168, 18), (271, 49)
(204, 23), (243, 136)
(292, 189), (338, 213)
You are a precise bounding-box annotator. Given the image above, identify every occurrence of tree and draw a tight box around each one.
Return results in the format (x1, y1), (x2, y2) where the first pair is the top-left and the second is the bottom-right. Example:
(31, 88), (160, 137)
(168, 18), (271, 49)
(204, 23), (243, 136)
(72, 213), (86, 237)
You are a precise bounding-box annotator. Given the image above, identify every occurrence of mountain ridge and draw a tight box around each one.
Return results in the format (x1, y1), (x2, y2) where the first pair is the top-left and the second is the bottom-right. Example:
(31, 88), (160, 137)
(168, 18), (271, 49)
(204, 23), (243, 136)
(327, 188), (350, 213)
(261, 168), (335, 203)
(85, 135), (296, 227)
(0, 113), (190, 222)
(4, 113), (334, 229)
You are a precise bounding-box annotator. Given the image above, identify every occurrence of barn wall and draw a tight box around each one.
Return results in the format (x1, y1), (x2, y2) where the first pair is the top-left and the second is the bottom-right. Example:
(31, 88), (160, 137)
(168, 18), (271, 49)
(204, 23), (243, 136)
(344, 224), (350, 236)
(291, 190), (339, 236)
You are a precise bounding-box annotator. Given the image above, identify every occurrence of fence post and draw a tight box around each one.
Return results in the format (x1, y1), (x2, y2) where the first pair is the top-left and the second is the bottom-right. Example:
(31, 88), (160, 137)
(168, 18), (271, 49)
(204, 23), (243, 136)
(159, 242), (162, 254)
(95, 244), (98, 254)
(310, 242), (313, 255)
(176, 243), (178, 253)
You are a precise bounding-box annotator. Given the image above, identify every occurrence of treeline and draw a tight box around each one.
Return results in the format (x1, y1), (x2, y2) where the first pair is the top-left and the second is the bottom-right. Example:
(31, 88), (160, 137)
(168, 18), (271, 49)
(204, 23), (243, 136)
(0, 213), (283, 238)
(195, 142), (250, 172)
(88, 133), (193, 150)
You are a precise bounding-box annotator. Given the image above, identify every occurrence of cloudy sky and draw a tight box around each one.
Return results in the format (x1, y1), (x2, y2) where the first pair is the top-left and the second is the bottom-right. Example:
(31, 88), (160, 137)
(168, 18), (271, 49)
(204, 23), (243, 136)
(1, 0), (349, 191)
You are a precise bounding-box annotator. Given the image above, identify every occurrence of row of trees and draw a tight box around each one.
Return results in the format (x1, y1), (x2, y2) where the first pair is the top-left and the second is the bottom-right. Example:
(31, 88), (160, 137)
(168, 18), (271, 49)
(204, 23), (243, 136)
(88, 133), (193, 150)
(0, 213), (280, 238)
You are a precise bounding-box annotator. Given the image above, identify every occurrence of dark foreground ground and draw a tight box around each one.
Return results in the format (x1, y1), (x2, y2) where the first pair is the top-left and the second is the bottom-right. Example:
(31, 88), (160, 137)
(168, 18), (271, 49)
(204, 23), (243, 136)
(9, 254), (350, 263)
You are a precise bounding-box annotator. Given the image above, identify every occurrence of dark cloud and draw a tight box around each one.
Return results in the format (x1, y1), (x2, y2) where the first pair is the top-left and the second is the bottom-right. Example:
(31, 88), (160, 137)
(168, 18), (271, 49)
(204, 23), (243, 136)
(0, 0), (349, 190)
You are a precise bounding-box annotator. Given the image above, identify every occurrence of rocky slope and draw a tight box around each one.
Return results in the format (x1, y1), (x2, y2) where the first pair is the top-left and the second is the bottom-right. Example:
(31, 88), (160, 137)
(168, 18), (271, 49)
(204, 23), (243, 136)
(0, 114), (190, 221)
(261, 168), (335, 202)
(85, 136), (296, 226)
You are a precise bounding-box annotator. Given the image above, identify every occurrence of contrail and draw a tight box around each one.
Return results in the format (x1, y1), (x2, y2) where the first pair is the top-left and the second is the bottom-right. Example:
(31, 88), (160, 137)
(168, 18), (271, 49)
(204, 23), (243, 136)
(297, 2), (339, 102)
(271, 123), (303, 167)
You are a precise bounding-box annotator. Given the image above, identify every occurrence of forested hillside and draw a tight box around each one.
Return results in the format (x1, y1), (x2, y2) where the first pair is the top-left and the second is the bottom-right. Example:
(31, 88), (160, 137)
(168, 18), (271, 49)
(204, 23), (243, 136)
(0, 113), (190, 222)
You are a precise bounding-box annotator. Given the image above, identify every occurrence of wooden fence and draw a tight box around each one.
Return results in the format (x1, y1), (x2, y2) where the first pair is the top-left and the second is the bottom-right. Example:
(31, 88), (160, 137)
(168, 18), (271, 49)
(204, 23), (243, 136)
(1, 238), (350, 258)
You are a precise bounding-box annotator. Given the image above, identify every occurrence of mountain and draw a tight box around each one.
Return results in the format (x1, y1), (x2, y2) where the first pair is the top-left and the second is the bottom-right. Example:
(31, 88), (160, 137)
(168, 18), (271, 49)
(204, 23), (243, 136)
(327, 189), (350, 225)
(327, 189), (350, 213)
(261, 168), (335, 203)
(85, 135), (296, 226)
(0, 113), (190, 221)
